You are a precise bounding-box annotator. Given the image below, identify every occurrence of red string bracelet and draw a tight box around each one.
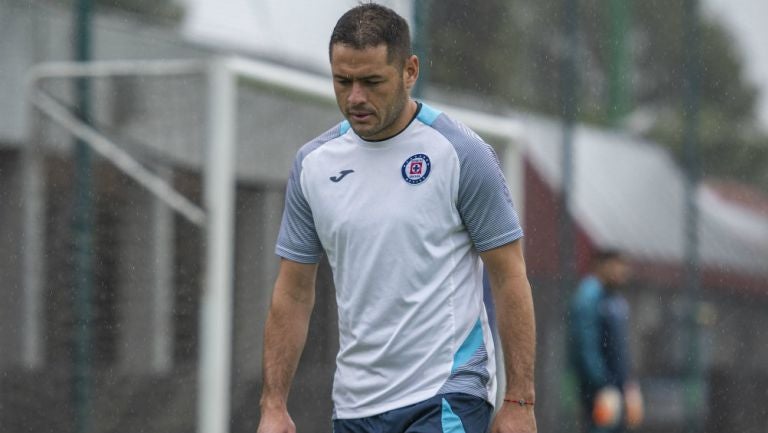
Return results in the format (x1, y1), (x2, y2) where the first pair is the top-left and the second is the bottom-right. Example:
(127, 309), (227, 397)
(504, 398), (535, 407)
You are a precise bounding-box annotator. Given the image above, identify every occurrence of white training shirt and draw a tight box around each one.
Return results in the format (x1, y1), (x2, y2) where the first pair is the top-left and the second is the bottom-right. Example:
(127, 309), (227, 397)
(276, 103), (523, 419)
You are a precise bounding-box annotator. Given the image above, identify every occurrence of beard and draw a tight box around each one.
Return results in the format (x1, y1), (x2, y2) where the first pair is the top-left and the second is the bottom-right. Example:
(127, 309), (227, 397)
(350, 79), (409, 140)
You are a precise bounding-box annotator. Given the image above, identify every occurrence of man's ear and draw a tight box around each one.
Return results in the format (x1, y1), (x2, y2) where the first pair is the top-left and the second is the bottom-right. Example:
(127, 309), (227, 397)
(403, 55), (419, 91)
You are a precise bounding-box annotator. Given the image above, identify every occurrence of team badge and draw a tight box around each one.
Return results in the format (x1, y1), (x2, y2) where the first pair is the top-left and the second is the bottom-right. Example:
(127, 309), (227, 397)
(401, 154), (431, 185)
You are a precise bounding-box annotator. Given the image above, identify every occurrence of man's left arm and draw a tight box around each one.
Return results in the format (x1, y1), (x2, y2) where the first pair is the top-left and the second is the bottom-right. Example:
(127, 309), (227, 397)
(481, 240), (537, 433)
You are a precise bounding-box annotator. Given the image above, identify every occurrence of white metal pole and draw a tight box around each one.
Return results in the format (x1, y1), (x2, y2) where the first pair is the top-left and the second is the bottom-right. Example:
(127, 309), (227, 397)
(152, 165), (175, 374)
(198, 57), (237, 433)
(21, 76), (46, 369)
(29, 90), (206, 227)
(502, 139), (526, 228)
(20, 123), (45, 369)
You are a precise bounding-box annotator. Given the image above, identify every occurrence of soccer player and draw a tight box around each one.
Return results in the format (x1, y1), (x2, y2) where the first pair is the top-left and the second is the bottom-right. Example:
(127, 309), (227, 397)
(257, 4), (537, 433)
(568, 250), (644, 433)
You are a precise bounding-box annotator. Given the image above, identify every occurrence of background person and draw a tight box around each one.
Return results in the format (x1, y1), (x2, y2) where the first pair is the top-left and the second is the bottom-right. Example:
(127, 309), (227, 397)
(568, 250), (644, 433)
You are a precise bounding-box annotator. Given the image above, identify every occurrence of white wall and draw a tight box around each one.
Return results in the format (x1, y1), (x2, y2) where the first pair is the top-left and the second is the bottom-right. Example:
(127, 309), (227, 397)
(182, 0), (413, 74)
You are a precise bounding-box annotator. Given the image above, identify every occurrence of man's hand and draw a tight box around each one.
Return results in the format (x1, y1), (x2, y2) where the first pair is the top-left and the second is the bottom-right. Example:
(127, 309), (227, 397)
(256, 406), (296, 433)
(624, 382), (644, 429)
(490, 403), (537, 433)
(593, 386), (622, 428)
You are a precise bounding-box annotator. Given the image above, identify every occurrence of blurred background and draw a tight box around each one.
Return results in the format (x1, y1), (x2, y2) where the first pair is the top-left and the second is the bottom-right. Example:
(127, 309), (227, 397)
(0, 0), (767, 432)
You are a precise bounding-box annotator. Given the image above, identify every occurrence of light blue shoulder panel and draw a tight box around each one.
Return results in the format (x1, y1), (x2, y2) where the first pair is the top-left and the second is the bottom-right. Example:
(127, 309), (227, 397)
(417, 102), (443, 126)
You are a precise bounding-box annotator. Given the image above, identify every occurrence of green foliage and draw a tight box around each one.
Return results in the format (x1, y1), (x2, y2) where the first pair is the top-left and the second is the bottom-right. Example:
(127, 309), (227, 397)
(94, 0), (183, 22)
(426, 0), (768, 190)
(42, 0), (183, 23)
(428, 0), (519, 97)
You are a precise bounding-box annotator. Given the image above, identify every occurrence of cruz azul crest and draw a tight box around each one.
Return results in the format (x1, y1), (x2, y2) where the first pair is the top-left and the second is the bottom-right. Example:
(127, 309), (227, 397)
(401, 154), (432, 185)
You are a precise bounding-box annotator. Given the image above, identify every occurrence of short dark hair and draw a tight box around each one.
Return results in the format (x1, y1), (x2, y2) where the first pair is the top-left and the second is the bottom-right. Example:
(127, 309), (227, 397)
(329, 3), (412, 65)
(591, 249), (624, 266)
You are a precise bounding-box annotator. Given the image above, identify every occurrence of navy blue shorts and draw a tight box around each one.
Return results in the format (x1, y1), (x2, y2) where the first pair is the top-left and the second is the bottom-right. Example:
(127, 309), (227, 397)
(333, 393), (493, 433)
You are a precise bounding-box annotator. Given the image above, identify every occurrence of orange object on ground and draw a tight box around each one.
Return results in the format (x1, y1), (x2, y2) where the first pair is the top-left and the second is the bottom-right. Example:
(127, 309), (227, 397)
(592, 386), (622, 428)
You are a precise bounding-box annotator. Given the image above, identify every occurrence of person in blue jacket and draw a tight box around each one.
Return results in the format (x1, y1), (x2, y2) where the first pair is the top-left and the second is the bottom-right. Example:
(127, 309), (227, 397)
(568, 250), (643, 433)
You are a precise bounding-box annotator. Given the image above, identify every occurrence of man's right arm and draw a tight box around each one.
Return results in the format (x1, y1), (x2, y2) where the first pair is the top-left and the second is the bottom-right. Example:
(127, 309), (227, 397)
(257, 258), (319, 433)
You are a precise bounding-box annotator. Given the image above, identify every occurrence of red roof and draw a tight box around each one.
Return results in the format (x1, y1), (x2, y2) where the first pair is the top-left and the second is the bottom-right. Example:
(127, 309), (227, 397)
(516, 112), (768, 292)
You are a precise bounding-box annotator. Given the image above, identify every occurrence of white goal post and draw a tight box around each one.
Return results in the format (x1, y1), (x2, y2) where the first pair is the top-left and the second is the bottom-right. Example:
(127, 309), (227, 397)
(23, 56), (526, 433)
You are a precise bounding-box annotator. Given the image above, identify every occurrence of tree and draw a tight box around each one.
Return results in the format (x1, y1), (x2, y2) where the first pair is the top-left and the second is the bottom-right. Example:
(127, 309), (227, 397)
(427, 0), (768, 190)
(40, 0), (183, 23)
(94, 0), (183, 22)
(630, 0), (766, 185)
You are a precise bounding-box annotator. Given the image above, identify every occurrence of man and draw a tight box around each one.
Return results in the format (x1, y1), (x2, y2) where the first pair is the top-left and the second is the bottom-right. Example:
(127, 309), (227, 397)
(257, 4), (537, 433)
(568, 250), (644, 433)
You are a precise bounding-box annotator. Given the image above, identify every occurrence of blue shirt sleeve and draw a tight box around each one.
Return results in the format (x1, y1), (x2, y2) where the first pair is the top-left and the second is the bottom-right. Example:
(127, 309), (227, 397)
(569, 277), (610, 389)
